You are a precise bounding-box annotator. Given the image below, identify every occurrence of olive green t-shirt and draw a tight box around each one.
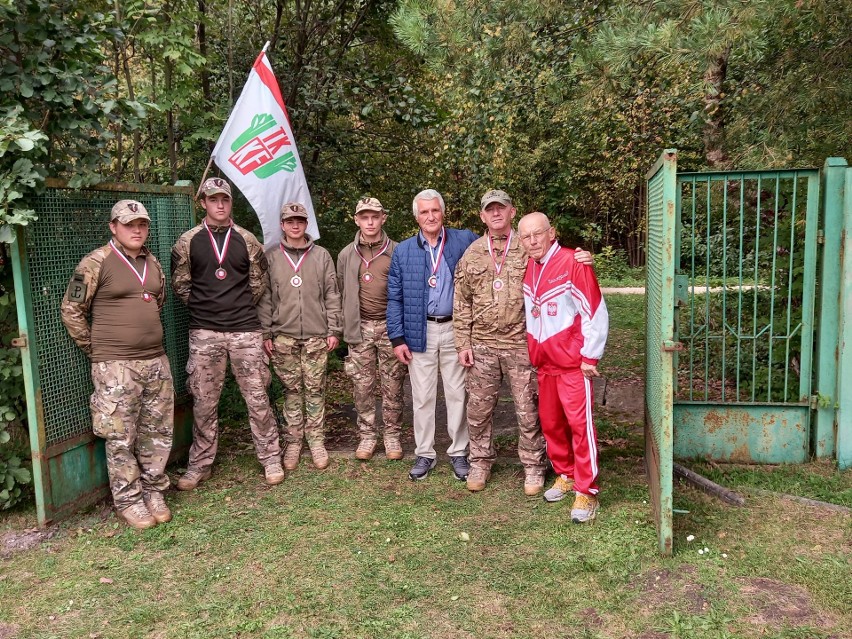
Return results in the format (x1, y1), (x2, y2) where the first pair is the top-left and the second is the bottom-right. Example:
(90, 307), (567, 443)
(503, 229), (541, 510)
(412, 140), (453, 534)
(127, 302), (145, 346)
(90, 250), (165, 362)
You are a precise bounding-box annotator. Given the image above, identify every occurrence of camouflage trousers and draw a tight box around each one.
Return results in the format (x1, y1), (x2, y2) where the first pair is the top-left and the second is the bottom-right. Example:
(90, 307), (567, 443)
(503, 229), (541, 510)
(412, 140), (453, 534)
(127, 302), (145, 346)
(343, 319), (406, 440)
(465, 344), (546, 472)
(186, 329), (280, 471)
(90, 355), (174, 510)
(270, 335), (328, 446)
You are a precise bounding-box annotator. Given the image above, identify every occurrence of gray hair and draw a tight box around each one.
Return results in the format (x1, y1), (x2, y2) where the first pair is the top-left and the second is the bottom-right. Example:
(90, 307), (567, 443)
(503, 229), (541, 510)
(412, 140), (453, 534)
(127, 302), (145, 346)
(412, 189), (446, 218)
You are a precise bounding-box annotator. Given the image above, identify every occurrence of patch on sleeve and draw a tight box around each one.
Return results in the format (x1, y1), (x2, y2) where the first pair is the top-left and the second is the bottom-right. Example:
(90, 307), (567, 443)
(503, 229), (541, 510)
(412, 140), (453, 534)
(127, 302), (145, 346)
(66, 273), (87, 303)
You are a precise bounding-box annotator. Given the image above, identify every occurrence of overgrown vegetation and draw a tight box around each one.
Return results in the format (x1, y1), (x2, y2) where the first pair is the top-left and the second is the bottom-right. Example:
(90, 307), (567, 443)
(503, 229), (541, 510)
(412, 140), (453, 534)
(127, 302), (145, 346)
(0, 258), (29, 510)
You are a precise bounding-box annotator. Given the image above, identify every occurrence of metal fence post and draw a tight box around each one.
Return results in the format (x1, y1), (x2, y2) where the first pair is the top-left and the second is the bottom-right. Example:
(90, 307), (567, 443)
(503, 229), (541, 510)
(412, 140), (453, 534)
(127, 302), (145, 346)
(814, 158), (849, 459)
(836, 162), (852, 469)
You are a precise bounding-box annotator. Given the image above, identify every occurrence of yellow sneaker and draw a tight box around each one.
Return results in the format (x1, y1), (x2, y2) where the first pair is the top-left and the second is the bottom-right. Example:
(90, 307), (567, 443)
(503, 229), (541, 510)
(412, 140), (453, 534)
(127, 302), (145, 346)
(571, 493), (600, 524)
(543, 475), (575, 502)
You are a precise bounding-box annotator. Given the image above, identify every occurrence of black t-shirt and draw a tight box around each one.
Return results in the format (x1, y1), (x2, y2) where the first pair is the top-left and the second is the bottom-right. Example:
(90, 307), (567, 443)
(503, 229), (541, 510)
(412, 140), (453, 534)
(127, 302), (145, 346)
(187, 228), (260, 331)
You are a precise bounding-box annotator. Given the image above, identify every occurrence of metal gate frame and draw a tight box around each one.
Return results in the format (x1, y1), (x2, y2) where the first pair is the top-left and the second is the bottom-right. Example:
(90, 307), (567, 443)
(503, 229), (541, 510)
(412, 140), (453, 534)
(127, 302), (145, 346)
(644, 149), (678, 556)
(646, 151), (852, 554)
(672, 167), (821, 464)
(11, 180), (195, 526)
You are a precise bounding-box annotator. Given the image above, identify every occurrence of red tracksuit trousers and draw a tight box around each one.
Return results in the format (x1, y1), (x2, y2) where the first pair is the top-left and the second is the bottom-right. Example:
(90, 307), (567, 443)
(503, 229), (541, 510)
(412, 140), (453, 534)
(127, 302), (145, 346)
(537, 369), (600, 495)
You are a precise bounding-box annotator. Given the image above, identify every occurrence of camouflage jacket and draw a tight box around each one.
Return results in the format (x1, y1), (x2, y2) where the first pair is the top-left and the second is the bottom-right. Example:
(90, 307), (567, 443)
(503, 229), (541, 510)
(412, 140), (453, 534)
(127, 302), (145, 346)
(453, 232), (527, 351)
(60, 244), (166, 356)
(170, 222), (269, 305)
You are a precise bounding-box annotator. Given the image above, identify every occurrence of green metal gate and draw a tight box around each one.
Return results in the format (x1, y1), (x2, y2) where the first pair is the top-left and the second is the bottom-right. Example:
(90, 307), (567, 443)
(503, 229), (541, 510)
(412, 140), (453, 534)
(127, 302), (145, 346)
(673, 165), (821, 464)
(10, 180), (195, 526)
(644, 150), (678, 556)
(645, 151), (852, 553)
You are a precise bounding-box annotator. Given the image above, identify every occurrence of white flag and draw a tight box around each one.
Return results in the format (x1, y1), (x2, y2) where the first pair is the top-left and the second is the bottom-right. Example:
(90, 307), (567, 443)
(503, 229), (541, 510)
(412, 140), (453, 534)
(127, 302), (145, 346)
(211, 49), (319, 248)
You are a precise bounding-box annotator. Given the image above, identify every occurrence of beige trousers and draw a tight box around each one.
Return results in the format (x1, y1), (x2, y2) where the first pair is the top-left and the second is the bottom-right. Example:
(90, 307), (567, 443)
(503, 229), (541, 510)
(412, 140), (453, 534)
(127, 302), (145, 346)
(408, 320), (469, 459)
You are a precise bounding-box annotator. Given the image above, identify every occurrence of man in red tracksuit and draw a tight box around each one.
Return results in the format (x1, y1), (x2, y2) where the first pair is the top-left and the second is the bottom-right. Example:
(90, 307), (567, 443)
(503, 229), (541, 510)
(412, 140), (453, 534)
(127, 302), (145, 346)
(518, 212), (609, 523)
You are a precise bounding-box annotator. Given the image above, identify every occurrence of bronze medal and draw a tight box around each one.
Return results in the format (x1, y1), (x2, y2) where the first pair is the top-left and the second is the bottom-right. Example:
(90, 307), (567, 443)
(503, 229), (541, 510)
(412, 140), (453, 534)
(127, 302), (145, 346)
(493, 278), (504, 291)
(428, 275), (438, 288)
(362, 272), (373, 283)
(291, 275), (303, 288)
(215, 267), (227, 280)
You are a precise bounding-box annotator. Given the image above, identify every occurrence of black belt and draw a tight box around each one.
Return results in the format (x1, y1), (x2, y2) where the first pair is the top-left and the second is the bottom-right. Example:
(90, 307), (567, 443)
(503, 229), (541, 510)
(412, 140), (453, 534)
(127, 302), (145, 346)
(426, 315), (453, 323)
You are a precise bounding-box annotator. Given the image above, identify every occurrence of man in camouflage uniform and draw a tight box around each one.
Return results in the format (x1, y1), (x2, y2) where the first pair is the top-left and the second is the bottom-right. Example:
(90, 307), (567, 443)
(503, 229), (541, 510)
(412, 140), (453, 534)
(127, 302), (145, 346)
(336, 197), (406, 461)
(61, 200), (174, 530)
(454, 190), (593, 495)
(171, 178), (284, 490)
(259, 202), (342, 470)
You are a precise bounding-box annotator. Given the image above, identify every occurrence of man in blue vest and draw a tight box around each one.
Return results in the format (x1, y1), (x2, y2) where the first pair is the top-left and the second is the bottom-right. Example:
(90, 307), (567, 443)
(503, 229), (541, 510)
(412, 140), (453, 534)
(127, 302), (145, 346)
(387, 189), (477, 481)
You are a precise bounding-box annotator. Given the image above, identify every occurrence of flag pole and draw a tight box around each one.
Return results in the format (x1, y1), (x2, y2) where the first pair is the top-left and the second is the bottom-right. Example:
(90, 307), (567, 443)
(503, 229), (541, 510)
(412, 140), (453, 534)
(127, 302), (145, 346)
(262, 40), (270, 53)
(195, 155), (215, 199)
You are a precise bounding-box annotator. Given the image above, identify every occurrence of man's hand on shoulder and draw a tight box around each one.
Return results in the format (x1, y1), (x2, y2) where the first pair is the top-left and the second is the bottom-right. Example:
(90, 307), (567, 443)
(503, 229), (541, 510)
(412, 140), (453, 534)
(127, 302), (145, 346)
(575, 248), (594, 266)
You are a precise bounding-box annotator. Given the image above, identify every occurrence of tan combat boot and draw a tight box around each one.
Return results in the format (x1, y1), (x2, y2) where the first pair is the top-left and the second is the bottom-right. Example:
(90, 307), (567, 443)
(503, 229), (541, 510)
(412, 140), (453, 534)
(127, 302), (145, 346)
(143, 492), (172, 524)
(264, 462), (285, 485)
(523, 468), (546, 496)
(176, 467), (212, 491)
(383, 435), (403, 460)
(118, 502), (157, 530)
(466, 467), (491, 492)
(355, 438), (377, 460)
(310, 442), (330, 470)
(283, 443), (302, 471)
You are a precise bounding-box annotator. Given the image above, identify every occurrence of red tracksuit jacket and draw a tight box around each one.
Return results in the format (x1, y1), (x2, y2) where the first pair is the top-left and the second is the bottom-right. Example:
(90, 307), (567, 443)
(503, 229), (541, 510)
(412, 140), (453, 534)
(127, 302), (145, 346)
(522, 242), (609, 372)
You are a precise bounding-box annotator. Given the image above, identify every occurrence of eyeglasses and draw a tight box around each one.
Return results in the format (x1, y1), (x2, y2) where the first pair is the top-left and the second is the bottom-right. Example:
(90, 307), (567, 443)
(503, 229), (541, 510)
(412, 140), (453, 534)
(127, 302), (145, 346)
(519, 228), (550, 242)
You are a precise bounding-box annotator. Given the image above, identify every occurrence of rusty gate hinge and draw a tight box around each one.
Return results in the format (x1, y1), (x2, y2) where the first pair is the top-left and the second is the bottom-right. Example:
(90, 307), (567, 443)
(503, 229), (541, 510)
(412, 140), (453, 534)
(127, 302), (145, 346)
(817, 230), (825, 244)
(662, 340), (684, 352)
(11, 336), (27, 348)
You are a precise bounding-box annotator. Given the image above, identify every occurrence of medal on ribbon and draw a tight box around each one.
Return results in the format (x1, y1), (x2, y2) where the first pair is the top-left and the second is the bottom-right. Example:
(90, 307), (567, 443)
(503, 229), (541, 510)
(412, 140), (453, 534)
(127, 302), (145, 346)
(204, 220), (233, 280)
(109, 240), (151, 302)
(355, 235), (390, 285)
(488, 229), (512, 292)
(282, 243), (312, 288)
(426, 230), (446, 288)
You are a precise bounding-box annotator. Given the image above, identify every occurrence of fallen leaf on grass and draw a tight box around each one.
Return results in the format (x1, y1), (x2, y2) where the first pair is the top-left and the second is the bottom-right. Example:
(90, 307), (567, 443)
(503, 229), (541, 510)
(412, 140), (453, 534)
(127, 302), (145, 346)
(99, 577), (113, 584)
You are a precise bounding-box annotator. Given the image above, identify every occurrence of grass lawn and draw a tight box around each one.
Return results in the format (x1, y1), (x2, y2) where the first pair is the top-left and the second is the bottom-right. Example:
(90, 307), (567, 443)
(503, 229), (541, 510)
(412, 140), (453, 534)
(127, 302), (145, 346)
(1, 294), (850, 639)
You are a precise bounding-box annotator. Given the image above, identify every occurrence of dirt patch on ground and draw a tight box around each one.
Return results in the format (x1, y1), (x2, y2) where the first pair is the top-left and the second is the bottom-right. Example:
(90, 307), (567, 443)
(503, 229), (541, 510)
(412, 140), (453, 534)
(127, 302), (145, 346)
(0, 623), (19, 639)
(631, 565), (710, 616)
(0, 528), (56, 558)
(736, 577), (836, 630)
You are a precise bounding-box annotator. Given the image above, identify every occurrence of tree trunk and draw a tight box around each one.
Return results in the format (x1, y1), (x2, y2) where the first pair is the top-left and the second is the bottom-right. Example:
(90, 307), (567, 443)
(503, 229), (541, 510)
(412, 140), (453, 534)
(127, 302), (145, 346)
(197, 0), (212, 107)
(113, 45), (123, 180)
(703, 46), (731, 169)
(165, 59), (178, 183)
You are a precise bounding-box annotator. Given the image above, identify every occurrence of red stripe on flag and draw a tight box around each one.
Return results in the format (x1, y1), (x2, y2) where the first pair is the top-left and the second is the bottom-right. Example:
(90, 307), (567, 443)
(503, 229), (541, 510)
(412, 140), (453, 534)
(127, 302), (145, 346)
(253, 52), (291, 126)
